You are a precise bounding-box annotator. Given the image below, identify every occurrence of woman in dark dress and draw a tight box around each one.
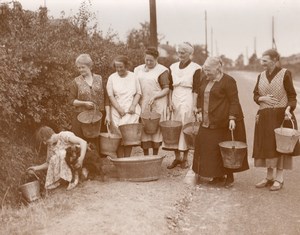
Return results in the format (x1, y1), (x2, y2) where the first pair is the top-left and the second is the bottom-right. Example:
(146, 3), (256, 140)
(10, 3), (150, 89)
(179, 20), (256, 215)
(253, 49), (299, 191)
(192, 57), (249, 188)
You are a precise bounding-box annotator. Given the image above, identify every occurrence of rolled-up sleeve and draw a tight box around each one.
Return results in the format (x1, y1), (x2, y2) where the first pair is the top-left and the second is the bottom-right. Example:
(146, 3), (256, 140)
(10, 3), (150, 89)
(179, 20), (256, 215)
(106, 75), (114, 97)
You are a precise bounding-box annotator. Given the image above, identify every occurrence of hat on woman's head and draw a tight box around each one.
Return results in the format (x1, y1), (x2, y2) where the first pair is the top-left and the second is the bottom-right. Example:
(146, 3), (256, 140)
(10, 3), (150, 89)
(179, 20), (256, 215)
(178, 42), (194, 54)
(145, 47), (159, 58)
(262, 49), (280, 61)
(75, 54), (93, 68)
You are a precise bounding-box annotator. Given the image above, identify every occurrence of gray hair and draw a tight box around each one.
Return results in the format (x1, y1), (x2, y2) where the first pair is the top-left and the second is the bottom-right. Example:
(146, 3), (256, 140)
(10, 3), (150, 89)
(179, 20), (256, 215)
(75, 54), (93, 68)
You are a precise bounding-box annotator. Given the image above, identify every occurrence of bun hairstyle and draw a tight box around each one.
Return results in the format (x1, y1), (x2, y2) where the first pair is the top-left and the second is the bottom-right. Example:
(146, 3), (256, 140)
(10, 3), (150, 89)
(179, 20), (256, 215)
(145, 47), (159, 59)
(262, 49), (280, 61)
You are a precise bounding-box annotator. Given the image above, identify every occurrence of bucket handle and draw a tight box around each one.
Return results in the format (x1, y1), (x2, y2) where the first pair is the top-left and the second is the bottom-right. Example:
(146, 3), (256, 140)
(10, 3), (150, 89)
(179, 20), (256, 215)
(106, 123), (111, 137)
(26, 169), (40, 181)
(280, 116), (295, 131)
(230, 129), (236, 149)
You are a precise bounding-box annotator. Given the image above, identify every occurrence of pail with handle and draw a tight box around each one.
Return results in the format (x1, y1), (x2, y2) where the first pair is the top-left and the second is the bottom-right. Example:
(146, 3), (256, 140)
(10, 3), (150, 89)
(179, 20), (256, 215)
(159, 112), (182, 149)
(19, 171), (41, 202)
(77, 108), (102, 138)
(140, 109), (161, 134)
(274, 117), (300, 154)
(219, 130), (247, 169)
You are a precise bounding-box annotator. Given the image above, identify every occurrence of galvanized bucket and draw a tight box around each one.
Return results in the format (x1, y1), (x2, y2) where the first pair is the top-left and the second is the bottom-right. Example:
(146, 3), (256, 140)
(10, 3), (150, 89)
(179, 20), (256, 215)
(159, 120), (182, 148)
(274, 118), (300, 154)
(183, 122), (200, 150)
(140, 110), (161, 134)
(19, 173), (41, 202)
(119, 123), (143, 146)
(99, 125), (121, 157)
(219, 130), (247, 169)
(77, 109), (102, 139)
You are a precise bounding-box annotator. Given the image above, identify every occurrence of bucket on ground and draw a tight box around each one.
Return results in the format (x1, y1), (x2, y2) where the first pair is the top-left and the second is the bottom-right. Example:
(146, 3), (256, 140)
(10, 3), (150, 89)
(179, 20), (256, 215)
(119, 123), (143, 146)
(183, 122), (200, 150)
(219, 130), (247, 169)
(99, 132), (121, 157)
(274, 117), (300, 154)
(159, 120), (182, 149)
(140, 110), (161, 134)
(77, 109), (102, 139)
(19, 172), (41, 203)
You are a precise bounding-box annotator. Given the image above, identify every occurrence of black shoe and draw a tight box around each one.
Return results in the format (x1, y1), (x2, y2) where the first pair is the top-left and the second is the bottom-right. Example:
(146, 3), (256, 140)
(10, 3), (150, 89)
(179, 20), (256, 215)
(224, 174), (234, 188)
(180, 160), (189, 169)
(208, 176), (226, 184)
(167, 159), (181, 169)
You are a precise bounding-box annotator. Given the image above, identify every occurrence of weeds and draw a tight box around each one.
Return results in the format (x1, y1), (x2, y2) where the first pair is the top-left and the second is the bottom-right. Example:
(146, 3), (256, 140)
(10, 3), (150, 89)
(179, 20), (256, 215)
(0, 192), (74, 235)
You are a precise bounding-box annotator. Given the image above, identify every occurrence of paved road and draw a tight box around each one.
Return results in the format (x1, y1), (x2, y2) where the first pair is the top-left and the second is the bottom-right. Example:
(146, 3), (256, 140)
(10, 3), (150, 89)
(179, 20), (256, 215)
(176, 70), (300, 235)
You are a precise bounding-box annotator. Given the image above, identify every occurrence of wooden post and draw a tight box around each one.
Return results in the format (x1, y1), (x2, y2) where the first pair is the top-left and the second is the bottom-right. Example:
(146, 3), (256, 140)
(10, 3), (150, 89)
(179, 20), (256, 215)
(149, 0), (158, 48)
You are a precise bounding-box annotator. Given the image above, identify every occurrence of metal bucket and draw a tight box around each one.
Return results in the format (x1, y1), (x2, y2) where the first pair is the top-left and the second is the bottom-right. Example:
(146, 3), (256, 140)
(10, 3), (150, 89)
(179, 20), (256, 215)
(108, 155), (165, 182)
(274, 118), (300, 154)
(219, 130), (247, 169)
(77, 109), (102, 138)
(119, 123), (143, 146)
(159, 120), (182, 148)
(19, 180), (41, 202)
(99, 132), (121, 157)
(183, 122), (200, 150)
(140, 111), (161, 134)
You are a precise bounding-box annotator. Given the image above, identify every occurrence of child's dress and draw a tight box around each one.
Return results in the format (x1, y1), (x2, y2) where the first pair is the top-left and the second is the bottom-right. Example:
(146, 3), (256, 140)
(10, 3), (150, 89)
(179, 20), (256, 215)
(45, 131), (77, 189)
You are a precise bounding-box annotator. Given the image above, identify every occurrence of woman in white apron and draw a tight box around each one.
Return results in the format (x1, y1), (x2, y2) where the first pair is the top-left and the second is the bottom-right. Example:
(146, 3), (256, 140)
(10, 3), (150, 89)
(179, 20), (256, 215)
(168, 42), (202, 169)
(134, 47), (170, 155)
(106, 55), (141, 157)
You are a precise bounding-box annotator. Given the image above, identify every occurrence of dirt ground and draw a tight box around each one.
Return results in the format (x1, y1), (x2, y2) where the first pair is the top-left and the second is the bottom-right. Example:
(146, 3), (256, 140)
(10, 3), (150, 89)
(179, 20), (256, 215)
(4, 71), (300, 235)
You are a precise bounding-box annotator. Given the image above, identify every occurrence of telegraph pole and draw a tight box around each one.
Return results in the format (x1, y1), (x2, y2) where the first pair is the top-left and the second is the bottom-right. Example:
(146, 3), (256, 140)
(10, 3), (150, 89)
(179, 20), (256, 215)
(272, 16), (277, 50)
(205, 10), (208, 58)
(149, 0), (158, 48)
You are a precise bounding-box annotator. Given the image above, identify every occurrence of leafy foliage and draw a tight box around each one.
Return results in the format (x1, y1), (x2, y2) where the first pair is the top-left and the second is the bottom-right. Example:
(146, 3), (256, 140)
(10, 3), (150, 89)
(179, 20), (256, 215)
(0, 0), (144, 206)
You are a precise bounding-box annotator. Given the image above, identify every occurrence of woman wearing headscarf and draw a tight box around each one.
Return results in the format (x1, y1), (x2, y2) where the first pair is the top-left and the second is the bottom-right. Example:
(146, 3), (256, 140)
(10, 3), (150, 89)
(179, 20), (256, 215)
(167, 42), (202, 169)
(106, 55), (142, 157)
(192, 56), (249, 188)
(253, 49), (300, 191)
(134, 47), (170, 156)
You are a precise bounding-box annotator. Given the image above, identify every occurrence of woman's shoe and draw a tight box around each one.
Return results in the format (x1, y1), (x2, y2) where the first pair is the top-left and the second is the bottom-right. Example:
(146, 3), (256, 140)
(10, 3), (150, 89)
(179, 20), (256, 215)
(224, 174), (234, 188)
(180, 160), (189, 169)
(255, 178), (274, 188)
(208, 176), (226, 185)
(270, 180), (284, 191)
(167, 159), (181, 169)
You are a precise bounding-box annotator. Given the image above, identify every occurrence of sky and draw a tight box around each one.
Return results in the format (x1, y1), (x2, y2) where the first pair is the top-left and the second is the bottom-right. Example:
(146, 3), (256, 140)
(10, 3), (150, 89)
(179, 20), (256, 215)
(10, 0), (300, 60)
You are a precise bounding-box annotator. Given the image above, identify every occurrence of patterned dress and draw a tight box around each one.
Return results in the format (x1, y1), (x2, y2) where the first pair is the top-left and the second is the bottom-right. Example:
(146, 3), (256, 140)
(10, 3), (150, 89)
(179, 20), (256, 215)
(69, 74), (109, 139)
(252, 67), (300, 169)
(45, 131), (78, 189)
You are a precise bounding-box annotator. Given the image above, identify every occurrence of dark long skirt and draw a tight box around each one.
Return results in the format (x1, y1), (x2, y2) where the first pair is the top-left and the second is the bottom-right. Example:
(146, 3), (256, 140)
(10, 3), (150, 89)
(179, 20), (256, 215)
(253, 107), (300, 159)
(192, 120), (249, 177)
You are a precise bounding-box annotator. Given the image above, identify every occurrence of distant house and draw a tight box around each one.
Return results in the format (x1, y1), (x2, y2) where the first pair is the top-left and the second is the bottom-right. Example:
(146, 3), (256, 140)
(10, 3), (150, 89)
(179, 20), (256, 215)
(281, 53), (300, 65)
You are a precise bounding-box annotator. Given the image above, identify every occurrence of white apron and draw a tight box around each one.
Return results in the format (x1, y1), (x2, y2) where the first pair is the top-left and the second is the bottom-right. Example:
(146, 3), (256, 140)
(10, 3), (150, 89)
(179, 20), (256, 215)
(134, 64), (168, 143)
(106, 72), (141, 134)
(170, 61), (201, 151)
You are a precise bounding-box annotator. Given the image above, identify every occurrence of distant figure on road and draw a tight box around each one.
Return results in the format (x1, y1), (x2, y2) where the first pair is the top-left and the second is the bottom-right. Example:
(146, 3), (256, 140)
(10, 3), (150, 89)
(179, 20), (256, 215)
(253, 49), (300, 191)
(134, 47), (170, 156)
(167, 42), (202, 169)
(192, 57), (249, 188)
